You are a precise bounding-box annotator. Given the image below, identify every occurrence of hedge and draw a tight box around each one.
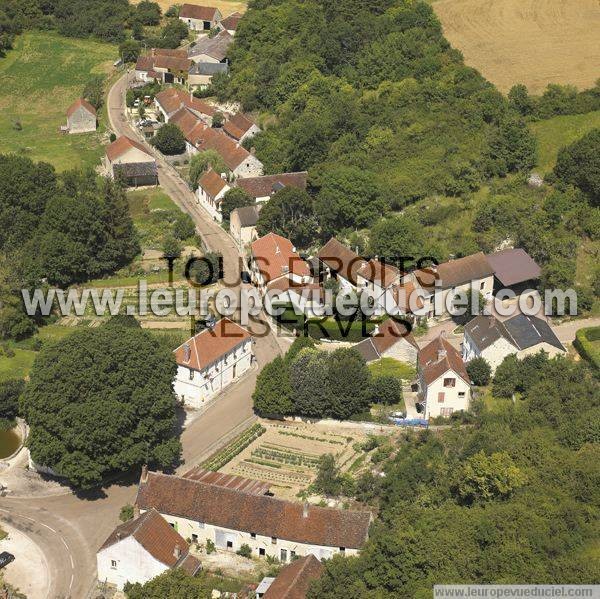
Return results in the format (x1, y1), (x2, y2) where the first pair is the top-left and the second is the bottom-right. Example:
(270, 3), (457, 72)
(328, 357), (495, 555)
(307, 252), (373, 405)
(573, 326), (600, 370)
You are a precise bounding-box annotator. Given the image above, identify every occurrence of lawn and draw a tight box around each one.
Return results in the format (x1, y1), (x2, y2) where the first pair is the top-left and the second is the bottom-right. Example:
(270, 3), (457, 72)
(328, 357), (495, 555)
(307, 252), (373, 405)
(0, 31), (116, 171)
(0, 346), (36, 382)
(530, 110), (600, 174)
(368, 358), (416, 382)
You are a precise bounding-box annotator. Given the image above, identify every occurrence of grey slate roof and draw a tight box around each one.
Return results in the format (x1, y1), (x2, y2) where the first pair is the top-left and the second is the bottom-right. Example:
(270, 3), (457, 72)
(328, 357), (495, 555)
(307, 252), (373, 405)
(466, 314), (565, 353)
(189, 62), (229, 76)
(188, 31), (233, 62)
(113, 161), (158, 179)
(233, 205), (260, 227)
(486, 248), (541, 287)
(503, 314), (565, 352)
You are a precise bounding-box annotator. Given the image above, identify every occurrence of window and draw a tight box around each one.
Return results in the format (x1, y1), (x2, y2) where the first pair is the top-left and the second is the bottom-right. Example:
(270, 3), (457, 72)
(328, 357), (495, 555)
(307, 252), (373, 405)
(458, 391), (466, 398)
(189, 369), (194, 380)
(441, 407), (454, 417)
(290, 550), (296, 560)
(198, 522), (204, 529)
(259, 548), (266, 556)
(271, 536), (277, 545)
(250, 533), (256, 539)
(438, 392), (445, 403)
(280, 549), (288, 562)
(443, 378), (456, 388)
(226, 540), (233, 549)
(191, 534), (198, 543)
(339, 547), (346, 553)
(110, 560), (117, 569)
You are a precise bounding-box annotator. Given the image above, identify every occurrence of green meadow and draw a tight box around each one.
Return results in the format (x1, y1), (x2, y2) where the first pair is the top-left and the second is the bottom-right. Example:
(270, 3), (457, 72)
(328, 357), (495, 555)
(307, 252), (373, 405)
(0, 31), (116, 171)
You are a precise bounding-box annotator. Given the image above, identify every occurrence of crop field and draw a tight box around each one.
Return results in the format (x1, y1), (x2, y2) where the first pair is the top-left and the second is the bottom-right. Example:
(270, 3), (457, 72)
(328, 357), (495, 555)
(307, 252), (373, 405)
(433, 0), (600, 94)
(216, 422), (369, 500)
(131, 0), (246, 17)
(0, 32), (116, 171)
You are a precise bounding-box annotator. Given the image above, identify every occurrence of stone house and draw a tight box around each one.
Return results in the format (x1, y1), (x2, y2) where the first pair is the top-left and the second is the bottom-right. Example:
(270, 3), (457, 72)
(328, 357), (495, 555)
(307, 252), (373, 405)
(179, 4), (222, 31)
(65, 98), (97, 134)
(188, 30), (233, 64)
(197, 168), (230, 221)
(135, 470), (372, 562)
(223, 113), (261, 144)
(172, 318), (253, 409)
(154, 88), (215, 124)
(105, 136), (158, 187)
(463, 314), (566, 374)
(354, 318), (419, 366)
(97, 508), (200, 590)
(230, 204), (261, 249)
(418, 334), (471, 419)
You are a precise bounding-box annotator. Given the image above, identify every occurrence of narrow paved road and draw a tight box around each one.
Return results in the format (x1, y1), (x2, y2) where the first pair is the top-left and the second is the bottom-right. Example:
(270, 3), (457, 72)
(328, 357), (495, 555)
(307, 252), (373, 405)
(0, 72), (282, 598)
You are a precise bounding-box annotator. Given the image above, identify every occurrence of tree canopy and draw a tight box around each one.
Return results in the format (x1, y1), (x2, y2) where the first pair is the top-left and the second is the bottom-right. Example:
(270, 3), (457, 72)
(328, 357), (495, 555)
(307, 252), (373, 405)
(21, 324), (181, 489)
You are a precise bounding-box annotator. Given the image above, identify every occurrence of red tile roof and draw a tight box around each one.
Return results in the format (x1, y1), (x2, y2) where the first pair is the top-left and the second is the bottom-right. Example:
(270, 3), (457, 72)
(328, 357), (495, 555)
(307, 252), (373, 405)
(317, 238), (366, 287)
(357, 259), (400, 287)
(198, 168), (228, 197)
(391, 281), (424, 314)
(179, 4), (220, 21)
(419, 334), (470, 386)
(236, 172), (308, 199)
(182, 466), (271, 495)
(372, 318), (418, 353)
(173, 318), (251, 371)
(415, 253), (494, 291)
(223, 113), (256, 141)
(66, 97), (96, 118)
(136, 471), (372, 549)
(196, 127), (254, 171)
(251, 232), (310, 284)
(221, 11), (243, 31)
(170, 106), (208, 145)
(264, 554), (324, 599)
(105, 135), (153, 162)
(99, 509), (189, 568)
(154, 54), (192, 73)
(155, 88), (215, 117)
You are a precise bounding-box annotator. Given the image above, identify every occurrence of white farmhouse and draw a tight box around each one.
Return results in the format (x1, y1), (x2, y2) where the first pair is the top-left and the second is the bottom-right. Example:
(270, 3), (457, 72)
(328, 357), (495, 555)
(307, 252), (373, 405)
(418, 334), (471, 419)
(463, 314), (566, 374)
(356, 259), (402, 315)
(197, 168), (230, 222)
(97, 508), (200, 590)
(173, 318), (253, 409)
(135, 470), (372, 563)
(104, 136), (158, 187)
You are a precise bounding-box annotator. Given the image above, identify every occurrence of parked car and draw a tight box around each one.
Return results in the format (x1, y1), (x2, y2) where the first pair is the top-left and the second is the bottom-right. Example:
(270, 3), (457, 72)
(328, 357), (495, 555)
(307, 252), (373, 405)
(0, 552), (15, 569)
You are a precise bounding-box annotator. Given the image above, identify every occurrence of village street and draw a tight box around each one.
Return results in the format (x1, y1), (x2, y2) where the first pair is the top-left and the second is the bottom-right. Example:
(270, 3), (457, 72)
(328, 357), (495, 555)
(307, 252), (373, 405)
(0, 71), (283, 599)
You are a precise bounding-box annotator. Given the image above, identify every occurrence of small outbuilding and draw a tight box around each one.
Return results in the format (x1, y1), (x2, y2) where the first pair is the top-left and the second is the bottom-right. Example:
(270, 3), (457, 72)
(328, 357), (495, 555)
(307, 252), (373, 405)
(487, 248), (541, 296)
(65, 98), (97, 134)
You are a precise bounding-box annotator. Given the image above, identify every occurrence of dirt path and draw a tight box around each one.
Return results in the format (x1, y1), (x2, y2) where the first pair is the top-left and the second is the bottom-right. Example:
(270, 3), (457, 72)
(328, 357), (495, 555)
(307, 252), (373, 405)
(434, 0), (600, 93)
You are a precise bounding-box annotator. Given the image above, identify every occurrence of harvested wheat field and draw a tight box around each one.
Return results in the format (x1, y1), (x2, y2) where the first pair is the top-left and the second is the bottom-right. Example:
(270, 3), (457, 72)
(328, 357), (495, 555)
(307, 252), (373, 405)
(433, 0), (600, 94)
(131, 0), (246, 17)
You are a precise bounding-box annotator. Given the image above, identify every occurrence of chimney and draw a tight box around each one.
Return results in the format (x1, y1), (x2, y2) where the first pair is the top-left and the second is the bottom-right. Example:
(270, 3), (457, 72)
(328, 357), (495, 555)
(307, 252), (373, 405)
(303, 502), (309, 518)
(183, 343), (191, 362)
(250, 147), (256, 155)
(133, 504), (140, 519)
(220, 172), (227, 180)
(141, 464), (148, 484)
(437, 348), (447, 362)
(173, 545), (181, 559)
(372, 324), (380, 337)
(116, 532), (122, 540)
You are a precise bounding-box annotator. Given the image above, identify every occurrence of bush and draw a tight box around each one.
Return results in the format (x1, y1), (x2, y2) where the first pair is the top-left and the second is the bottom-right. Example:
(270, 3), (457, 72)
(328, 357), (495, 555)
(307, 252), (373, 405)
(119, 504), (134, 522)
(236, 543), (252, 558)
(206, 539), (216, 554)
(162, 235), (182, 259)
(369, 374), (402, 405)
(466, 357), (492, 386)
(173, 212), (196, 240)
(573, 327), (600, 370)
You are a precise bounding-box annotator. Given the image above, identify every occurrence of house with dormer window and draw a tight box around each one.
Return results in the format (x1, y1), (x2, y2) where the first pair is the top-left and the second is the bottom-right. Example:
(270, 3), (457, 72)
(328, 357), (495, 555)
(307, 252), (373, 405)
(172, 318), (253, 408)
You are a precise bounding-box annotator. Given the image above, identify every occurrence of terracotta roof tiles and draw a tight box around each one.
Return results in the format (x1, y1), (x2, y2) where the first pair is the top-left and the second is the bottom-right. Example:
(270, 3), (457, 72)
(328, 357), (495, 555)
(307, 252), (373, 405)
(198, 168), (228, 197)
(105, 135), (153, 162)
(264, 554), (324, 599)
(136, 472), (372, 549)
(179, 4), (220, 21)
(66, 97), (96, 118)
(419, 334), (470, 386)
(251, 232), (310, 284)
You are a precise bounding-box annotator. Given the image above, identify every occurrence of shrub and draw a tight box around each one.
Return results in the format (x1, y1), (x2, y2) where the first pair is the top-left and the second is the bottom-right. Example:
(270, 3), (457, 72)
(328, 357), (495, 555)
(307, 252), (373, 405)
(573, 327), (600, 370)
(151, 123), (186, 155)
(119, 504), (134, 522)
(466, 357), (492, 386)
(206, 539), (216, 554)
(236, 543), (252, 558)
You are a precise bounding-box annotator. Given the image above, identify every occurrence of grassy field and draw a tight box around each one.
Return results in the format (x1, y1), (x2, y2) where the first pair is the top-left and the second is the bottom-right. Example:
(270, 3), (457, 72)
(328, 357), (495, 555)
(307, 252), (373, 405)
(131, 0), (246, 16)
(368, 358), (416, 382)
(0, 31), (116, 171)
(530, 110), (600, 173)
(433, 0), (600, 94)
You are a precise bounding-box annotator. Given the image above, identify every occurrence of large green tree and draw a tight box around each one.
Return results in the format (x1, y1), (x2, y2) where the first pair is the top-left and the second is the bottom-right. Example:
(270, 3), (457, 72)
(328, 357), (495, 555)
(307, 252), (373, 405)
(125, 568), (211, 599)
(22, 324), (181, 488)
(554, 128), (600, 205)
(252, 356), (293, 417)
